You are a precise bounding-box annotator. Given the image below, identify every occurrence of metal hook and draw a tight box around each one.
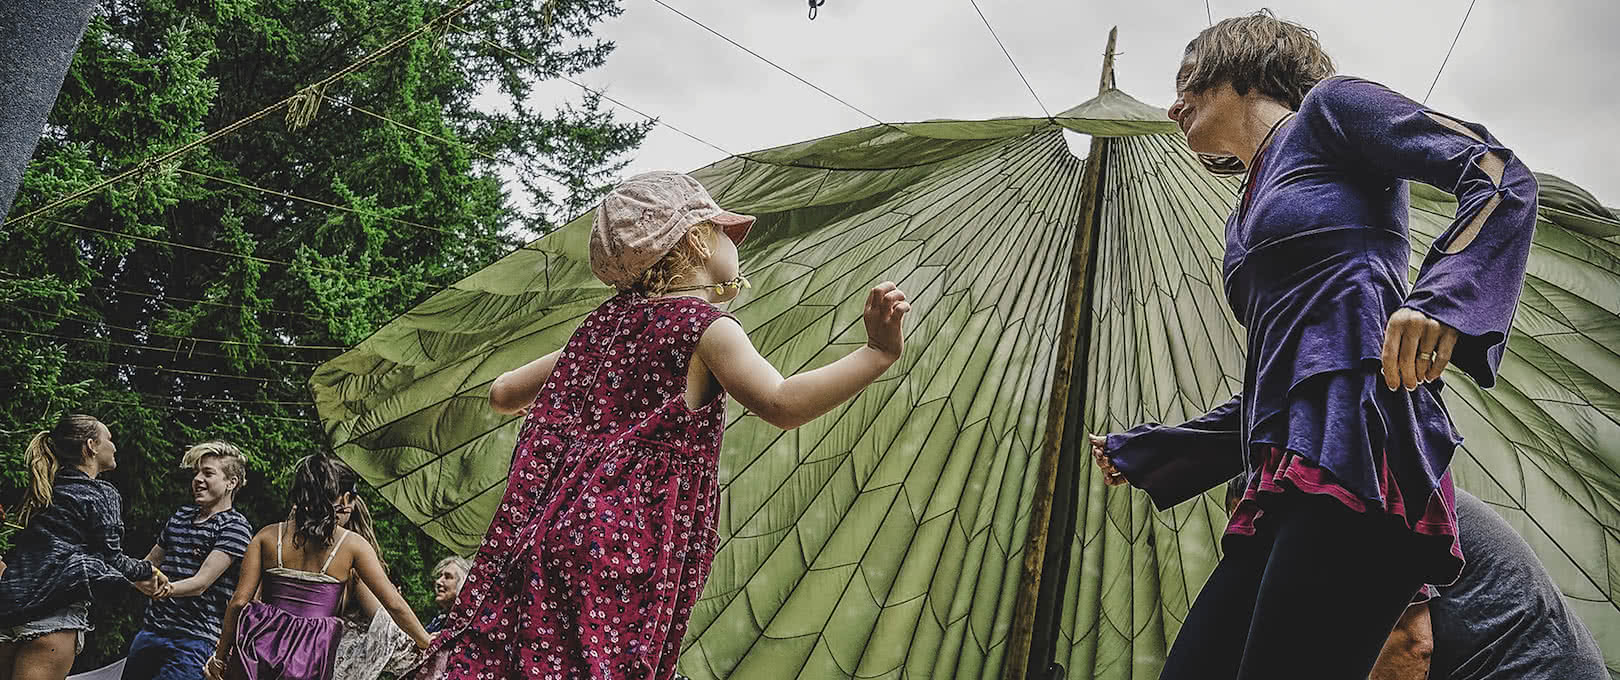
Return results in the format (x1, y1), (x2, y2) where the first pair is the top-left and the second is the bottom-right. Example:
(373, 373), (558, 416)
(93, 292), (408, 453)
(808, 0), (825, 20)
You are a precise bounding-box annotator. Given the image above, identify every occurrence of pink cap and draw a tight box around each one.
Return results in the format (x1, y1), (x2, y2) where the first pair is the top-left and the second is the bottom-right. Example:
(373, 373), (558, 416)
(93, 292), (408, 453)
(588, 171), (755, 289)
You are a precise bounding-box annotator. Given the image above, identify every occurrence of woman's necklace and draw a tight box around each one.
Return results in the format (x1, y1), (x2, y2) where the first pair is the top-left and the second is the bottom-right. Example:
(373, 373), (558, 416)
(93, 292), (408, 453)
(1235, 112), (1295, 222)
(665, 274), (751, 296)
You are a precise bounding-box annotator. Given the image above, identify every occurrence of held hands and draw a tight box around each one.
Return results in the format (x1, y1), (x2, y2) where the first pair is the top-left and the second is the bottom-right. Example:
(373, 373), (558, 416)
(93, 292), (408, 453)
(398, 630), (433, 674)
(863, 282), (910, 360)
(204, 654), (227, 680)
(1381, 308), (1459, 391)
(1088, 434), (1128, 487)
(135, 567), (172, 599)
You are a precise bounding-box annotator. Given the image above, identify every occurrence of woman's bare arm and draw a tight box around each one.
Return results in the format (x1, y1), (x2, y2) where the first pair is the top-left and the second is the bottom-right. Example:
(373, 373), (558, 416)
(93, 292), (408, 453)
(164, 550), (235, 598)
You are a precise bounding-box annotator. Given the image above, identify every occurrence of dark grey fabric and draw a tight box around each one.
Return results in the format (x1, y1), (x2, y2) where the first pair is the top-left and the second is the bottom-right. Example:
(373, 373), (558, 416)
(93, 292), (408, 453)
(0, 0), (97, 222)
(0, 469), (155, 626)
(1429, 489), (1609, 680)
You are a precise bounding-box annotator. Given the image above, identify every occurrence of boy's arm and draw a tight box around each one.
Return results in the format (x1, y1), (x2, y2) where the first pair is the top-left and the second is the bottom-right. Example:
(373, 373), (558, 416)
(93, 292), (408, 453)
(165, 514), (252, 598)
(702, 283), (909, 430)
(165, 551), (235, 598)
(146, 512), (170, 566)
(490, 350), (563, 415)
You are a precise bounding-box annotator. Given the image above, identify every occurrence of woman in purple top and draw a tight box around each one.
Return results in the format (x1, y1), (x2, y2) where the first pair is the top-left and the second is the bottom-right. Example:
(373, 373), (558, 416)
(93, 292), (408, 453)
(1088, 11), (1537, 679)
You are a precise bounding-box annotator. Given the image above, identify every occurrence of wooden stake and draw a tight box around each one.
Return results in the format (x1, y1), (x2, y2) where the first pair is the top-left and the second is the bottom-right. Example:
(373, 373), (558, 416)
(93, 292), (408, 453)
(1100, 27), (1117, 93)
(1000, 25), (1117, 680)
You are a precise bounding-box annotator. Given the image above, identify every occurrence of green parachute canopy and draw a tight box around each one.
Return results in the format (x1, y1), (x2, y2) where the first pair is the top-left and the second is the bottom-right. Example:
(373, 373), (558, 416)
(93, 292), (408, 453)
(311, 86), (1620, 679)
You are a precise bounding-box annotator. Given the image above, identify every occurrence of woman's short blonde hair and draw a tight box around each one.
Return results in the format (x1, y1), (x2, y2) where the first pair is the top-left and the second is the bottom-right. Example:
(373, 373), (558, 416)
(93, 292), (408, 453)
(625, 221), (715, 296)
(1179, 9), (1335, 111)
(434, 556), (472, 579)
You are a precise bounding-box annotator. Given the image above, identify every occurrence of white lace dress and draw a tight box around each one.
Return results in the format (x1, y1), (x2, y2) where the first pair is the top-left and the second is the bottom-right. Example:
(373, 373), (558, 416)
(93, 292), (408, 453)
(332, 606), (419, 680)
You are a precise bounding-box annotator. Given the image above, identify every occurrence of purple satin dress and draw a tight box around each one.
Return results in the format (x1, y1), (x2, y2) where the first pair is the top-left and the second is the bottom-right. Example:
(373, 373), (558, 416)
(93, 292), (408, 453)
(229, 525), (350, 680)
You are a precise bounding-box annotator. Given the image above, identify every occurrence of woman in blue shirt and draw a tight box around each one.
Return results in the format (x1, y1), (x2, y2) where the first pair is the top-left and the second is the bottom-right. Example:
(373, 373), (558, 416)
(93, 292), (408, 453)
(1091, 10), (1538, 679)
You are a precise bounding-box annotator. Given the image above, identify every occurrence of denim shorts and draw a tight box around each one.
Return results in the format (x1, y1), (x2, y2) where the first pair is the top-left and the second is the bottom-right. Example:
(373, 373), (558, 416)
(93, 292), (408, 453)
(0, 601), (92, 654)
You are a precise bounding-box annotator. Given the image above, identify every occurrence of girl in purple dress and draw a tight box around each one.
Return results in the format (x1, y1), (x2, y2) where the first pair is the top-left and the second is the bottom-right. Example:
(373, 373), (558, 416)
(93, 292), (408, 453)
(418, 171), (912, 680)
(1089, 10), (1537, 680)
(206, 456), (432, 680)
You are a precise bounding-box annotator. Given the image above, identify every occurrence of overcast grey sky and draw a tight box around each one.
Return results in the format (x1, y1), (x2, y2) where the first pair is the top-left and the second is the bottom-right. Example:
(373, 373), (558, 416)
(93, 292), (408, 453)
(521, 0), (1620, 207)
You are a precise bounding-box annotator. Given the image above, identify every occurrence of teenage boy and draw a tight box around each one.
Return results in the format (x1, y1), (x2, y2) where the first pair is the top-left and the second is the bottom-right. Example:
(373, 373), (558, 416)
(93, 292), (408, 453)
(123, 441), (253, 680)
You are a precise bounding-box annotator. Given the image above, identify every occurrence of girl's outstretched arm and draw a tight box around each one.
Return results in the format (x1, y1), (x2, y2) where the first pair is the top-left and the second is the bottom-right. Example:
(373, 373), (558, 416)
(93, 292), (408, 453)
(701, 282), (910, 430)
(352, 538), (433, 649)
(489, 349), (562, 415)
(349, 577), (383, 620)
(209, 530), (266, 679)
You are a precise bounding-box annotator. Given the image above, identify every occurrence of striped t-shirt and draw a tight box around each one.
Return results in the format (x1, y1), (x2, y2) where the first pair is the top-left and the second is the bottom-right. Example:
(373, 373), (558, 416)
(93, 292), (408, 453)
(141, 504), (253, 641)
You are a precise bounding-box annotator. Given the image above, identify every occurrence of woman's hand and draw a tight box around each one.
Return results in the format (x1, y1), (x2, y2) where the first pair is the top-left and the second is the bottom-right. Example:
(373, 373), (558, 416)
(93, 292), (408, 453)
(203, 655), (227, 680)
(133, 576), (161, 598)
(1382, 308), (1459, 390)
(1089, 434), (1128, 487)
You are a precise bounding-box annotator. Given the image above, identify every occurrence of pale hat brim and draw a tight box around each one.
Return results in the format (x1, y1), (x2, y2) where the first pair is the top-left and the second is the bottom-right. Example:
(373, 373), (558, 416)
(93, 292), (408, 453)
(707, 210), (755, 245)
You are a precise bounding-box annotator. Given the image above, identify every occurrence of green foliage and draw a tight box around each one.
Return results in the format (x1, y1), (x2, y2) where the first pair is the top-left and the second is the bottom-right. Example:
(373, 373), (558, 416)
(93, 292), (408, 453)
(0, 0), (647, 669)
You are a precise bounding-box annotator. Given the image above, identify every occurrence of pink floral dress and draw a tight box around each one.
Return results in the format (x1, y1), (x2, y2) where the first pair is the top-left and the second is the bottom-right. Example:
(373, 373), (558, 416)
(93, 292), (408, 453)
(419, 293), (732, 680)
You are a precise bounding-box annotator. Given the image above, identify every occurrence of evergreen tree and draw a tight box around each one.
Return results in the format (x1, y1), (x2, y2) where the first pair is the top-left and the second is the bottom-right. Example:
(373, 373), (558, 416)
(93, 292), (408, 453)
(0, 0), (648, 667)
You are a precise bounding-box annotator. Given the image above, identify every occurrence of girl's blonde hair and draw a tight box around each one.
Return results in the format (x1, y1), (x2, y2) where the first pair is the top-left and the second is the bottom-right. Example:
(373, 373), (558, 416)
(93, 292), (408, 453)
(625, 221), (714, 296)
(20, 414), (103, 524)
(181, 439), (249, 497)
(336, 495), (391, 617)
(343, 494), (387, 573)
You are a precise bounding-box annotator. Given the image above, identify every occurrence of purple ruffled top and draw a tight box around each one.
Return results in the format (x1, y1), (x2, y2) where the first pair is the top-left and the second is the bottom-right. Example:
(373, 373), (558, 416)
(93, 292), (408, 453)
(1107, 76), (1538, 571)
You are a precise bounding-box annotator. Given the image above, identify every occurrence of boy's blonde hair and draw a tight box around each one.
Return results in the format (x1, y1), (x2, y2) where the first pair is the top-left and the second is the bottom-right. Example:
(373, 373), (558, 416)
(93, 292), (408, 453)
(625, 221), (715, 296)
(182, 439), (248, 496)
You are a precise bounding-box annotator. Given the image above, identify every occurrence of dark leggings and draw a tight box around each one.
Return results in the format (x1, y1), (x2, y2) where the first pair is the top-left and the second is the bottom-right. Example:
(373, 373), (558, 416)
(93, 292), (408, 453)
(1159, 494), (1426, 680)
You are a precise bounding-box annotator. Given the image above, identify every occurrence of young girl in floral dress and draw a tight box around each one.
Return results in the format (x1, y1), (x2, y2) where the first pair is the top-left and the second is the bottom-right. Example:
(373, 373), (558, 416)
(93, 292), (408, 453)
(419, 171), (912, 680)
